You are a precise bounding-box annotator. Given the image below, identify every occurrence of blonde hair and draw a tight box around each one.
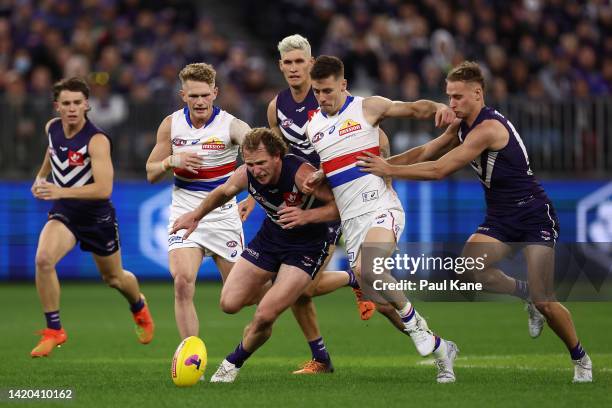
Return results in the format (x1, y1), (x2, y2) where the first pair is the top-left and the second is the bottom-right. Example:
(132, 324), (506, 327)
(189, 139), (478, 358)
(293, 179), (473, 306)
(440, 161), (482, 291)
(446, 61), (485, 91)
(277, 34), (311, 58)
(179, 63), (216, 86)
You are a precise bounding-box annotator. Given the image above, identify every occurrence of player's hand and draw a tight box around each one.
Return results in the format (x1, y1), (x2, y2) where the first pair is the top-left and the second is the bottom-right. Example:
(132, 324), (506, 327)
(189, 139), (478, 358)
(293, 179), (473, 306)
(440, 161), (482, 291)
(34, 182), (64, 200)
(170, 211), (199, 239)
(278, 206), (309, 229)
(238, 197), (255, 222)
(303, 170), (324, 194)
(435, 104), (456, 128)
(357, 151), (392, 177)
(31, 177), (48, 199)
(163, 152), (203, 174)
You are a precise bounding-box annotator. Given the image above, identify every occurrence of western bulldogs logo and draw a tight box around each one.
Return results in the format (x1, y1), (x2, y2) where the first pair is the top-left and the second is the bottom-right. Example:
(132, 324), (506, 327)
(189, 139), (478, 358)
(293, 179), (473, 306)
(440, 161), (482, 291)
(226, 240), (238, 248)
(312, 132), (324, 143)
(68, 151), (84, 166)
(281, 118), (294, 128)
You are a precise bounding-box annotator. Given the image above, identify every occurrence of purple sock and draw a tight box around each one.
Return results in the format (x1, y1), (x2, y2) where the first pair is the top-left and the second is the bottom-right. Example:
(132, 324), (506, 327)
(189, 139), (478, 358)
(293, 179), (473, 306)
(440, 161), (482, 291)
(513, 280), (530, 300)
(346, 270), (359, 289)
(226, 342), (252, 368)
(569, 341), (586, 360)
(45, 310), (61, 330)
(432, 336), (441, 352)
(308, 337), (330, 363)
(400, 305), (415, 324)
(130, 297), (145, 313)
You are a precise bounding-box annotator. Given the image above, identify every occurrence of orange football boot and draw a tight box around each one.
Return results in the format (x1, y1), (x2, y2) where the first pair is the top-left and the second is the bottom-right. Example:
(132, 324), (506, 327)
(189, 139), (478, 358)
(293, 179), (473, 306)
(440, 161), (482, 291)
(293, 359), (334, 374)
(31, 328), (67, 357)
(352, 287), (376, 320)
(132, 295), (155, 344)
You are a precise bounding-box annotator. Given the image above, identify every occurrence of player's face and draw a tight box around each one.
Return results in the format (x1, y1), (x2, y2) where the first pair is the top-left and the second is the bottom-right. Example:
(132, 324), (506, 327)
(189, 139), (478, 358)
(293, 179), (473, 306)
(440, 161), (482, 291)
(446, 80), (482, 119)
(279, 49), (314, 88)
(312, 75), (347, 115)
(54, 90), (89, 126)
(243, 144), (282, 185)
(180, 80), (218, 123)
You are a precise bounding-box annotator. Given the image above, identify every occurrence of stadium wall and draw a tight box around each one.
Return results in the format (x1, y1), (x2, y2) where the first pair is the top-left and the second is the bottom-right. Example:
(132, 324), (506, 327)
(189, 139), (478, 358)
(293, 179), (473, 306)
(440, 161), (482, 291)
(1, 180), (610, 280)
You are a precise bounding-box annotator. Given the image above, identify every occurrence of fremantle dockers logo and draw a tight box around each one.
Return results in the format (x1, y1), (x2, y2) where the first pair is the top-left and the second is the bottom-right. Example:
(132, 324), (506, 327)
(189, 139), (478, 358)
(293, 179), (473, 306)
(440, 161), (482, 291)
(68, 150), (85, 166)
(338, 119), (362, 136)
(283, 192), (303, 207)
(201, 137), (226, 150)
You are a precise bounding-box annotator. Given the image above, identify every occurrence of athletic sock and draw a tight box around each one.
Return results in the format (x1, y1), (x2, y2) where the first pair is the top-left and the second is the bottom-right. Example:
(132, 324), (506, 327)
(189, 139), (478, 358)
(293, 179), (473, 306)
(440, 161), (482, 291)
(432, 336), (447, 359)
(397, 302), (416, 330)
(45, 310), (61, 330)
(346, 270), (359, 288)
(308, 336), (330, 363)
(130, 297), (145, 313)
(513, 280), (530, 300)
(569, 341), (586, 360)
(226, 342), (252, 368)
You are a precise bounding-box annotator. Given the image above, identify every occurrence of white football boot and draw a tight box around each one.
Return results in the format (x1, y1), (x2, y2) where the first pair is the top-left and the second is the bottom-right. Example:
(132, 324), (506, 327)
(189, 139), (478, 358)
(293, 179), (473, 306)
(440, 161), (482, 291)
(525, 302), (545, 338)
(210, 359), (240, 383)
(572, 354), (593, 383)
(434, 340), (459, 384)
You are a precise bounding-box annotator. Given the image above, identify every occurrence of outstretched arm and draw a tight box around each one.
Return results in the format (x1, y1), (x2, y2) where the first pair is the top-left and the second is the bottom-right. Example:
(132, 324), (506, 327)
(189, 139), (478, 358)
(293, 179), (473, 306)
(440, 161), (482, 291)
(358, 122), (496, 180)
(388, 120), (461, 166)
(170, 166), (248, 238)
(363, 96), (455, 128)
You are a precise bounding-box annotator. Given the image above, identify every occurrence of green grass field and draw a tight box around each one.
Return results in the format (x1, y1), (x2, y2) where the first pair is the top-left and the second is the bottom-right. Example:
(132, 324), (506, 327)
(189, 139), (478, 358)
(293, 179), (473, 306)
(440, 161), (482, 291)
(1, 282), (610, 407)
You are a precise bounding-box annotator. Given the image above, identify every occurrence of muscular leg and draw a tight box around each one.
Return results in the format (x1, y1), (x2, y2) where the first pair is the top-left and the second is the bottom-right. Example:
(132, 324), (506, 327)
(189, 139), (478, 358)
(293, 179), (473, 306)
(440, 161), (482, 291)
(35, 221), (76, 312)
(243, 265), (313, 353)
(168, 248), (205, 338)
(461, 234), (517, 295)
(524, 244), (579, 349)
(93, 249), (141, 304)
(219, 257), (275, 314)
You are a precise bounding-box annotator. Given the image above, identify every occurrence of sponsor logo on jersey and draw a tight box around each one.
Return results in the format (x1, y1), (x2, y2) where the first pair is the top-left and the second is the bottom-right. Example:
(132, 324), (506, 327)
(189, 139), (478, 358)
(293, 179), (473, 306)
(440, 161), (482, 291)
(231, 249), (238, 257)
(68, 150), (85, 166)
(283, 192), (303, 207)
(338, 119), (362, 136)
(201, 137), (226, 150)
(59, 146), (68, 151)
(328, 126), (335, 134)
(296, 106), (305, 112)
(173, 138), (200, 146)
(226, 240), (238, 248)
(312, 132), (324, 143)
(281, 118), (294, 128)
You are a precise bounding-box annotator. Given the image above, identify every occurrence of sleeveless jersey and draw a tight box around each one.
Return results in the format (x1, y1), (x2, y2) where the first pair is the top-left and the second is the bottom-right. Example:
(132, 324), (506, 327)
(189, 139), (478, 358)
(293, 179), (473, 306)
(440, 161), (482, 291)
(276, 88), (321, 167)
(48, 118), (113, 219)
(247, 154), (327, 246)
(170, 106), (239, 221)
(458, 106), (548, 214)
(307, 95), (399, 220)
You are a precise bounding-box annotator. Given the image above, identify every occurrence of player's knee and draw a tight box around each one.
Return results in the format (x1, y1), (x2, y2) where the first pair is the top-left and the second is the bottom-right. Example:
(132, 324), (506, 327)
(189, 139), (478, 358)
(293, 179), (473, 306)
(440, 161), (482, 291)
(173, 274), (195, 301)
(102, 273), (122, 289)
(376, 302), (396, 318)
(35, 251), (56, 272)
(219, 295), (242, 314)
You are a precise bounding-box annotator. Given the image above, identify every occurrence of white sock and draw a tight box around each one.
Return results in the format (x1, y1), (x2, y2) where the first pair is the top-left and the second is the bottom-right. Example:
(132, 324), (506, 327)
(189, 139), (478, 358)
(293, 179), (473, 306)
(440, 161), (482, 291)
(432, 338), (447, 359)
(397, 302), (416, 330)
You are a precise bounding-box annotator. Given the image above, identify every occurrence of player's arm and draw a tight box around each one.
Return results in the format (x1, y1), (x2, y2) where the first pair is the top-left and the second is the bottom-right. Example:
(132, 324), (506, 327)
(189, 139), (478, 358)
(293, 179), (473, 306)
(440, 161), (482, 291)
(278, 162), (340, 229)
(266, 96), (282, 138)
(145, 116), (203, 183)
(378, 127), (394, 189)
(170, 166), (248, 238)
(229, 118), (251, 145)
(36, 134), (114, 200)
(358, 122), (497, 180)
(387, 120), (461, 166)
(32, 119), (58, 198)
(363, 96), (455, 128)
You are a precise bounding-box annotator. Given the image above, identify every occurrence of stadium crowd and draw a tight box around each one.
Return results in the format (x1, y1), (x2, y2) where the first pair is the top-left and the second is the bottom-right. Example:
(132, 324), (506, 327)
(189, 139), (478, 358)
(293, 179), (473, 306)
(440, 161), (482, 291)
(0, 0), (610, 176)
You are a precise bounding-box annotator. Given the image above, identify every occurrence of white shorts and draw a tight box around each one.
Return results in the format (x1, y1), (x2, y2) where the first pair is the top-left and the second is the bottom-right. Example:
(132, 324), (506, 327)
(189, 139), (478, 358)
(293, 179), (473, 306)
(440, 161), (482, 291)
(342, 207), (405, 267)
(167, 201), (244, 262)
